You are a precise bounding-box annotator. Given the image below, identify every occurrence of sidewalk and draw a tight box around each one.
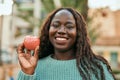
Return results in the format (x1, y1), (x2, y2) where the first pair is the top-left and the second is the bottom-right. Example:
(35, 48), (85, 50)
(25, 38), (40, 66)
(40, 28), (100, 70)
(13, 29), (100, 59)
(0, 64), (20, 80)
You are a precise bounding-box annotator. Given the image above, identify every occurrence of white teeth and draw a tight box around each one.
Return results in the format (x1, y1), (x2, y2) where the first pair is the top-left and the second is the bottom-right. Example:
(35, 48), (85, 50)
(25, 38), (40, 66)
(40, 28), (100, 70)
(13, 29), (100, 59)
(56, 38), (67, 40)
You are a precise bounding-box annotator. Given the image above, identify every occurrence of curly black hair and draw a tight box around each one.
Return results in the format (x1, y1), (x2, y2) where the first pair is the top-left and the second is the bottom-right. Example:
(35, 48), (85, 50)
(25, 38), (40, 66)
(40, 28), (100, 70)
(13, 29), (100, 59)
(39, 7), (115, 80)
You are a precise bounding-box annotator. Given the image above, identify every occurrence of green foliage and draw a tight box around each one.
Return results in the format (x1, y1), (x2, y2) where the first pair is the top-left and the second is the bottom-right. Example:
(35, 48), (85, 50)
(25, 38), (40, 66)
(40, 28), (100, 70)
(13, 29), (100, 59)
(112, 69), (120, 74)
(15, 2), (35, 28)
(41, 0), (88, 20)
(60, 0), (88, 20)
(17, 10), (34, 26)
(60, 0), (76, 7)
(14, 3), (36, 37)
(41, 0), (56, 13)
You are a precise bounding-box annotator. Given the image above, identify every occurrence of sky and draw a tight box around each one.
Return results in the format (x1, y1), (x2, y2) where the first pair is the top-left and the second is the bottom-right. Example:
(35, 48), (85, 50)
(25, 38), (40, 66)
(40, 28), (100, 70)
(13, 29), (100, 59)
(0, 0), (13, 15)
(88, 0), (120, 11)
(0, 0), (120, 15)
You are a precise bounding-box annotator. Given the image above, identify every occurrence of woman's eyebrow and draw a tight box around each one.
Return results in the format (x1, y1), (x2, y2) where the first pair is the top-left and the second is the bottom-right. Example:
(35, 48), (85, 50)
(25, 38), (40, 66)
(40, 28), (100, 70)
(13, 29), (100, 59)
(66, 22), (74, 24)
(51, 19), (60, 22)
(65, 21), (75, 25)
(51, 20), (59, 24)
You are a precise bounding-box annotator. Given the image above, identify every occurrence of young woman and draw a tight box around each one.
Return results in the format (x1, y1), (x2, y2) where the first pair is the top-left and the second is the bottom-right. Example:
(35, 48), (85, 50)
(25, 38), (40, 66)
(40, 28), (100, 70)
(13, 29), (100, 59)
(16, 7), (115, 80)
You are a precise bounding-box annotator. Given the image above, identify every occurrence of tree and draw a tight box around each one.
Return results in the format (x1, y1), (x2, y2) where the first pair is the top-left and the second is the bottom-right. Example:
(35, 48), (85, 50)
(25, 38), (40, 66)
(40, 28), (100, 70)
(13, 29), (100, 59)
(41, 0), (88, 20)
(14, 2), (37, 37)
(60, 0), (88, 20)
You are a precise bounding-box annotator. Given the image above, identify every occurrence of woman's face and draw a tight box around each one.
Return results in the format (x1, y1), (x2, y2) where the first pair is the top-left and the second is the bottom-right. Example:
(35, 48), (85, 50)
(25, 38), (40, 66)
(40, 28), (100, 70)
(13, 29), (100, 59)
(49, 10), (77, 52)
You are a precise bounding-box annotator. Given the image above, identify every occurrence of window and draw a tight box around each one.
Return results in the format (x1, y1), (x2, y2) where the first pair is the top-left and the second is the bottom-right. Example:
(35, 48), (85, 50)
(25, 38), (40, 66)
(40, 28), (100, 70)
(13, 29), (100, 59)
(110, 51), (118, 68)
(16, 0), (34, 3)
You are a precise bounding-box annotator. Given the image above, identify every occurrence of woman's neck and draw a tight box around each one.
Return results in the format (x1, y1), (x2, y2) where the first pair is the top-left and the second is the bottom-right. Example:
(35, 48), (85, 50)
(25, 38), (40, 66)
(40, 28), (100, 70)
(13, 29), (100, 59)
(53, 50), (76, 60)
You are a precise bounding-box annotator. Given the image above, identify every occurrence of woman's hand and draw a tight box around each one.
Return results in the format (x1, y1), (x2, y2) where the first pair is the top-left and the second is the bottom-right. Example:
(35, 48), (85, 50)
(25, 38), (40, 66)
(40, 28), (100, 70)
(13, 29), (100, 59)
(17, 43), (39, 75)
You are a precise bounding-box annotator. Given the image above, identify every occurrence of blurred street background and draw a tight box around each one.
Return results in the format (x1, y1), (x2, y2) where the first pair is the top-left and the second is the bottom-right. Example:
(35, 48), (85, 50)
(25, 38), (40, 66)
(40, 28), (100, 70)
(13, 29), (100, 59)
(0, 0), (120, 80)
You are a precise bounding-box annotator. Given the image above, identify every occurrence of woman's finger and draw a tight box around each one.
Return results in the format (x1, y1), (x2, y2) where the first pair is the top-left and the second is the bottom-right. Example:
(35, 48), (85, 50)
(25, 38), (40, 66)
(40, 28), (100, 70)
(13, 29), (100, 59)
(34, 46), (39, 59)
(26, 49), (31, 54)
(26, 49), (31, 58)
(17, 43), (25, 54)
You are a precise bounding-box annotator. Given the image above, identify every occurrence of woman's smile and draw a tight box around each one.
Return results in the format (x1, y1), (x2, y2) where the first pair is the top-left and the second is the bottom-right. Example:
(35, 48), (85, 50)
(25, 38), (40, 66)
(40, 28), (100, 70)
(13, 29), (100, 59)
(55, 36), (69, 44)
(56, 37), (67, 41)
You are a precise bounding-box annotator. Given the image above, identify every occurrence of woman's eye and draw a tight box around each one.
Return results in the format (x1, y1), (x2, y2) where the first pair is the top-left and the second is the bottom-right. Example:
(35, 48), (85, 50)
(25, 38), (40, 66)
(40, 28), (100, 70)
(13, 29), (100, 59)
(66, 25), (74, 29)
(53, 23), (59, 27)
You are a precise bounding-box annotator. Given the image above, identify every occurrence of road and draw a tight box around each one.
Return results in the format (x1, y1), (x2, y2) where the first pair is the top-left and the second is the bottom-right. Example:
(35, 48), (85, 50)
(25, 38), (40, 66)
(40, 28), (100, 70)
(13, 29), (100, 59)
(0, 64), (20, 80)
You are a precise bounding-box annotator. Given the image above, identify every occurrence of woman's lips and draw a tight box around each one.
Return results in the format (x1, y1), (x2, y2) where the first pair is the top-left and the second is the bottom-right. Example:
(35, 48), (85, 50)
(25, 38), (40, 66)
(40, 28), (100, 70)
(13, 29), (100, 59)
(55, 37), (68, 44)
(56, 37), (67, 40)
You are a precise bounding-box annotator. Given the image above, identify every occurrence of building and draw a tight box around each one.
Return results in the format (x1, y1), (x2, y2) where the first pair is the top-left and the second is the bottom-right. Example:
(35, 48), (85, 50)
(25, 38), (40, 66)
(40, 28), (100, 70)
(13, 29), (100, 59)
(89, 8), (120, 69)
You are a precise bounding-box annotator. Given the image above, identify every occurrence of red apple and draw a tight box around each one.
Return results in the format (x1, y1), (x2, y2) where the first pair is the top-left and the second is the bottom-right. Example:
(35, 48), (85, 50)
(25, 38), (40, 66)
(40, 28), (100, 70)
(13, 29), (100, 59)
(23, 36), (40, 50)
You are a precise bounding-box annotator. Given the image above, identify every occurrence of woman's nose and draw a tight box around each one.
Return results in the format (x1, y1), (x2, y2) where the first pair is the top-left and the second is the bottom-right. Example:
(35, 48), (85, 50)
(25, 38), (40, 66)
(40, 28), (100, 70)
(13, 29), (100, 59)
(57, 26), (66, 34)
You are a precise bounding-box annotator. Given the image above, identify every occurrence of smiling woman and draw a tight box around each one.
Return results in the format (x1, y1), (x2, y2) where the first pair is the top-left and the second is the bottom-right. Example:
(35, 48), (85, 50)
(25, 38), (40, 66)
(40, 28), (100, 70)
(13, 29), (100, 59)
(49, 10), (76, 55)
(16, 7), (115, 80)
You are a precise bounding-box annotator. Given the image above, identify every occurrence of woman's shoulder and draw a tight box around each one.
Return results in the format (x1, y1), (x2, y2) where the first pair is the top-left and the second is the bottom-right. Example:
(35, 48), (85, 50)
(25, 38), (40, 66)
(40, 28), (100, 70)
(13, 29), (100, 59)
(94, 55), (115, 79)
(95, 55), (113, 73)
(99, 59), (115, 80)
(94, 55), (110, 65)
